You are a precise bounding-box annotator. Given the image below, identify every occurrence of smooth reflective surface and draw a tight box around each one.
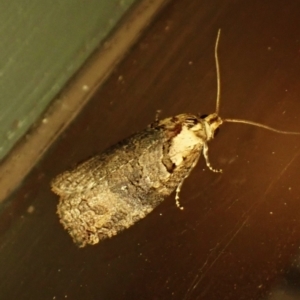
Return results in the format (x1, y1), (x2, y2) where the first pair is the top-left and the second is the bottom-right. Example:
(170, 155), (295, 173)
(1, 0), (300, 299)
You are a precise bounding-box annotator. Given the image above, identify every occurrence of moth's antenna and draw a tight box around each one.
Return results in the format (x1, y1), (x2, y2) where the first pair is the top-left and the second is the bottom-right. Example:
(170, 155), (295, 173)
(223, 118), (300, 135)
(215, 29), (221, 115)
(213, 29), (299, 136)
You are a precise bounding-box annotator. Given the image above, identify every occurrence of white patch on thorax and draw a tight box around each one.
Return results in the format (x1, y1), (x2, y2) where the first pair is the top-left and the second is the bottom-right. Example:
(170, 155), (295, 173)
(169, 125), (203, 166)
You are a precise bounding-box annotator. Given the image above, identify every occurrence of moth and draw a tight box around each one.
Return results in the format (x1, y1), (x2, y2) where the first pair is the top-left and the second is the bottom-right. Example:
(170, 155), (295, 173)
(51, 30), (300, 247)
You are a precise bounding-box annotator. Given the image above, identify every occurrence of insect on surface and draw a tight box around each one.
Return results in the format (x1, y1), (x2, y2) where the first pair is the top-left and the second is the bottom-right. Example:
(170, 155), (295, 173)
(51, 30), (300, 247)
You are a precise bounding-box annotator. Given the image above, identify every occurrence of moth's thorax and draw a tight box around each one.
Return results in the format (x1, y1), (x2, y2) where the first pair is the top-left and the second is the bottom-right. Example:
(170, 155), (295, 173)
(168, 124), (203, 166)
(157, 113), (208, 168)
(158, 113), (223, 142)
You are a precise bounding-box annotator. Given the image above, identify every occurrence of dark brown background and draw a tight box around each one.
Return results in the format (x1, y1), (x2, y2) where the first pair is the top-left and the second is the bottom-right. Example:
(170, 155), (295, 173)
(1, 0), (300, 299)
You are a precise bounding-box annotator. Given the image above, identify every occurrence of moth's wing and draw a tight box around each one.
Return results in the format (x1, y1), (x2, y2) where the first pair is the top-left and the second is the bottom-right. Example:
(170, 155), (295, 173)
(52, 128), (168, 247)
(51, 128), (165, 196)
(57, 186), (164, 247)
(51, 154), (108, 196)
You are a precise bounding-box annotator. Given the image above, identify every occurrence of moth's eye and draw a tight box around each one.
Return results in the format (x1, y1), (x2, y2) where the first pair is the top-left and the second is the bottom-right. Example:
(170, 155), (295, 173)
(200, 114), (208, 119)
(206, 116), (220, 126)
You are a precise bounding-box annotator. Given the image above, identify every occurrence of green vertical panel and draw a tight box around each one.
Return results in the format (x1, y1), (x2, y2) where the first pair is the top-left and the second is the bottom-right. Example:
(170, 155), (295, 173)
(0, 0), (137, 161)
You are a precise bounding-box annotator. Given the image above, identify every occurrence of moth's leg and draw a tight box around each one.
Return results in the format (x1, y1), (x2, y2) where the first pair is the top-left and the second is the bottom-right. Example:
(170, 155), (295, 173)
(203, 142), (222, 173)
(149, 110), (162, 129)
(175, 156), (200, 210)
(155, 109), (162, 121)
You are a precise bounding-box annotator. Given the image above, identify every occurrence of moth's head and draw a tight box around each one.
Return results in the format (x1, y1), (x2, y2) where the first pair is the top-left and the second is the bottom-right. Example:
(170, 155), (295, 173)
(158, 113), (223, 142)
(201, 113), (223, 140)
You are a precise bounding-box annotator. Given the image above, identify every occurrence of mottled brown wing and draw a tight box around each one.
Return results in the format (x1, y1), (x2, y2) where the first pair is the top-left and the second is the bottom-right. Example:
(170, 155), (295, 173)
(52, 127), (170, 247)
